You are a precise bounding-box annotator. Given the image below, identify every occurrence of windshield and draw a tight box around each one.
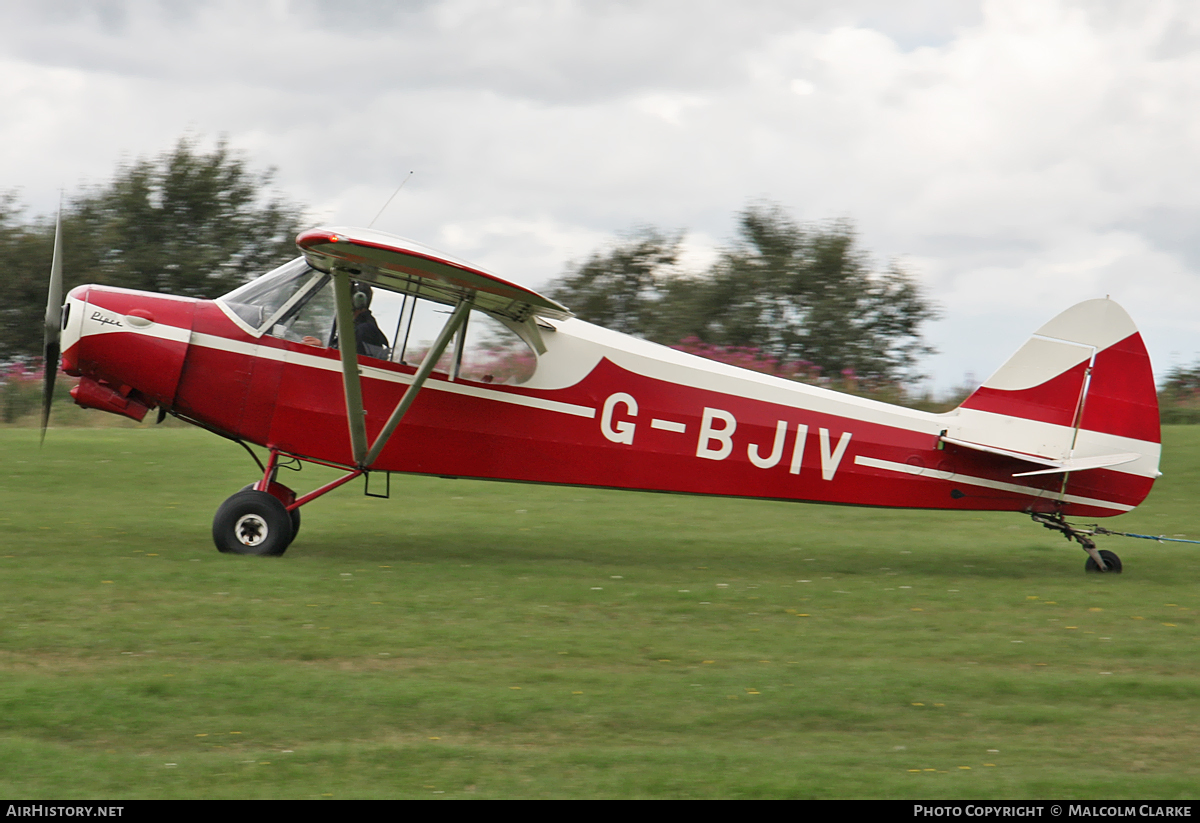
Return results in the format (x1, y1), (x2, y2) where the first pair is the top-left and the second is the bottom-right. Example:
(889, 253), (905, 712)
(219, 258), (325, 332)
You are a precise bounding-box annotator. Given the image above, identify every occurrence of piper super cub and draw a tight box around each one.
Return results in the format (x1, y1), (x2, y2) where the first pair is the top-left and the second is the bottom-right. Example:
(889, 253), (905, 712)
(44, 224), (1162, 571)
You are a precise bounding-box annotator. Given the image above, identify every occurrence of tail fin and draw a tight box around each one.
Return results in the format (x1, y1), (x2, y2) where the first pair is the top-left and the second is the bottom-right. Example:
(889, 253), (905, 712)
(944, 299), (1160, 513)
(956, 298), (1158, 446)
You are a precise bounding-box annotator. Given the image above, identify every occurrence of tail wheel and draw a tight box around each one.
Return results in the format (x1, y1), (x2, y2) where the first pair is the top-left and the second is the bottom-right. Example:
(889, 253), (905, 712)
(1085, 549), (1123, 574)
(213, 490), (293, 557)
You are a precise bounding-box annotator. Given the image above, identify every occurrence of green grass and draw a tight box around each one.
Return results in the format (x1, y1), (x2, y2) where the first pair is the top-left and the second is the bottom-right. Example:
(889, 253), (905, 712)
(0, 424), (1197, 798)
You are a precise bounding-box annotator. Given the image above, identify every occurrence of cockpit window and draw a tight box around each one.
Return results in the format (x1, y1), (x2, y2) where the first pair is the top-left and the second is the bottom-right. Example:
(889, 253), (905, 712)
(220, 259), (538, 384)
(219, 258), (325, 332)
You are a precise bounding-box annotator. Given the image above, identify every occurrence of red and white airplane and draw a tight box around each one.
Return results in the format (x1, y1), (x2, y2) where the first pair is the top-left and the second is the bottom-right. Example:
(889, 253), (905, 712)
(46, 225), (1161, 570)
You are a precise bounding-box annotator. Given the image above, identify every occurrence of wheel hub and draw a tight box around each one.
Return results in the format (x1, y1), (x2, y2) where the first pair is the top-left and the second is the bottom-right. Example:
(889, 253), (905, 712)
(234, 513), (269, 547)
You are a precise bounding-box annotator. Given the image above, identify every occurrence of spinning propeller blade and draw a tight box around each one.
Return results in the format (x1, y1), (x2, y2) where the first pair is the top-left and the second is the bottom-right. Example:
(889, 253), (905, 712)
(41, 202), (63, 444)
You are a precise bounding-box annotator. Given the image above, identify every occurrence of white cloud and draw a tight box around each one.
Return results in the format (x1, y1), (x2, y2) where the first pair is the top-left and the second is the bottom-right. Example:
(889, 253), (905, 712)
(3, 0), (1200, 387)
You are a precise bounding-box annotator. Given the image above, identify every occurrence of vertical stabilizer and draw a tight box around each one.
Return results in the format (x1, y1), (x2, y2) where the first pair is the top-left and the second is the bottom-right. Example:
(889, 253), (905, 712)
(956, 298), (1159, 448)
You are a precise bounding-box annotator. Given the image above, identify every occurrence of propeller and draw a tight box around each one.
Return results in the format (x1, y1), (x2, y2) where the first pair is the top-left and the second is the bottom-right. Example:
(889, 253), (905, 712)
(40, 201), (63, 444)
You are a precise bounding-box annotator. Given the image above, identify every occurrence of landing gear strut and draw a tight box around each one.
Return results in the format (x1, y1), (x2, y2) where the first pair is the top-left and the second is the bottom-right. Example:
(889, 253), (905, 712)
(1030, 511), (1122, 573)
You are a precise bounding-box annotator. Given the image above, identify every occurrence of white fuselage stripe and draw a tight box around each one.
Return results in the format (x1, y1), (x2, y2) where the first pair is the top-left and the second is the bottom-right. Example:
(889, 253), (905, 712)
(853, 455), (1135, 512)
(74, 302), (192, 344)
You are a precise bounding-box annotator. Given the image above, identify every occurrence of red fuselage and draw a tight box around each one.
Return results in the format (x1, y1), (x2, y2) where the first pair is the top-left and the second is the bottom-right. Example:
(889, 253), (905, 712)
(59, 281), (1159, 520)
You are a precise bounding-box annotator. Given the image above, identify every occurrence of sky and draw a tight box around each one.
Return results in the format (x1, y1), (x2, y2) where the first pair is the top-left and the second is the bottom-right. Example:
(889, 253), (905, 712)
(3, 0), (1200, 392)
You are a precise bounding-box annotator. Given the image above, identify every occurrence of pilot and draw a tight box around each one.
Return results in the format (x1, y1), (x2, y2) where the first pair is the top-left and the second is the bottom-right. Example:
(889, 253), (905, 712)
(299, 281), (390, 357)
(350, 282), (390, 358)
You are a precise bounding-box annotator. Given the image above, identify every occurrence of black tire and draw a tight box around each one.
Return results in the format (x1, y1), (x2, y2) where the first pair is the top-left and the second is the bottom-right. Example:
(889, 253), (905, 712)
(239, 483), (301, 545)
(1085, 549), (1122, 574)
(213, 490), (294, 557)
(288, 506), (301, 541)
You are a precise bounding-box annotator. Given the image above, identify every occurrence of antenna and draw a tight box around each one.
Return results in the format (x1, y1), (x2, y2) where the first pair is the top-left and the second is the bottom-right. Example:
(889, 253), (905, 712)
(368, 171), (414, 229)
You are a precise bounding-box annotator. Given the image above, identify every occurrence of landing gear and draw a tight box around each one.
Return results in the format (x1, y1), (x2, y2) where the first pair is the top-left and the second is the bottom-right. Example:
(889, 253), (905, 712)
(216, 447), (364, 557)
(1030, 511), (1122, 574)
(213, 490), (293, 556)
(1085, 549), (1122, 574)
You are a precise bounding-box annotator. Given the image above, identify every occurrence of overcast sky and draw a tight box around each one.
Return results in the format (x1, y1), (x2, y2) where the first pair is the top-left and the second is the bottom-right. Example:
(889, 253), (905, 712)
(4, 0), (1199, 391)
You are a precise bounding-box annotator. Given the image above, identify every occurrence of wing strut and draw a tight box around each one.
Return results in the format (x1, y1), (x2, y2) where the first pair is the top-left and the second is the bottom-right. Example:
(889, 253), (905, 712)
(333, 266), (473, 468)
(363, 297), (471, 467)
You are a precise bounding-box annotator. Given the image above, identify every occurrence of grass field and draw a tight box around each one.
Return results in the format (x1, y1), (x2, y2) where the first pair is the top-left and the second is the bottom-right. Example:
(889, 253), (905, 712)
(0, 424), (1197, 799)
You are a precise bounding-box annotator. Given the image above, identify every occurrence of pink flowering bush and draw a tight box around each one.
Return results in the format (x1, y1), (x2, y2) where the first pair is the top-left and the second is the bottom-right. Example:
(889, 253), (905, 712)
(668, 336), (936, 406)
(1, 359), (78, 423)
(403, 344), (537, 385)
(670, 337), (824, 383)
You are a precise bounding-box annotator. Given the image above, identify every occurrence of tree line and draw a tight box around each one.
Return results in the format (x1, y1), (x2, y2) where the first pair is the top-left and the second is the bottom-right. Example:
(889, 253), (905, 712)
(1, 136), (941, 397)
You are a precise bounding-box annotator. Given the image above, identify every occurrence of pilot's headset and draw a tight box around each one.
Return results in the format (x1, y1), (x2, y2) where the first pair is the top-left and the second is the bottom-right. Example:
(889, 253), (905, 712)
(351, 282), (373, 311)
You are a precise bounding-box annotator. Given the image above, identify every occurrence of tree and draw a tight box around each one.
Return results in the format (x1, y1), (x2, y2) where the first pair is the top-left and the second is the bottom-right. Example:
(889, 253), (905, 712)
(1161, 362), (1200, 398)
(545, 227), (683, 337)
(0, 194), (60, 361)
(68, 136), (305, 297)
(1158, 361), (1200, 424)
(547, 202), (938, 387)
(0, 137), (306, 360)
(673, 204), (936, 385)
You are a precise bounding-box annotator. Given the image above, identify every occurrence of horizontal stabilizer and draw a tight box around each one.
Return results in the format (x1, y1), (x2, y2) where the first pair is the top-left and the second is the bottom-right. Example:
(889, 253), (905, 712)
(1011, 453), (1141, 477)
(941, 436), (1140, 477)
(940, 436), (1062, 467)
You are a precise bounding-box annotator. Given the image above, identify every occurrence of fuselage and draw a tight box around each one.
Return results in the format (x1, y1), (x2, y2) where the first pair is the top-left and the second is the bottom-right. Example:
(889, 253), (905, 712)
(59, 275), (1157, 519)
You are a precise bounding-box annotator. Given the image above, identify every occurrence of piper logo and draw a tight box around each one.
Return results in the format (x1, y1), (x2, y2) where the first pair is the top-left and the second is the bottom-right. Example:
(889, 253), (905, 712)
(89, 310), (124, 329)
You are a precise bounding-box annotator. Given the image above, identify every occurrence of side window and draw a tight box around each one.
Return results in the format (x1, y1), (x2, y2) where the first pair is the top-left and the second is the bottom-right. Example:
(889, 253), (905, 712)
(270, 279), (393, 360)
(270, 278), (336, 345)
(457, 311), (537, 385)
(389, 297), (536, 384)
(388, 296), (457, 370)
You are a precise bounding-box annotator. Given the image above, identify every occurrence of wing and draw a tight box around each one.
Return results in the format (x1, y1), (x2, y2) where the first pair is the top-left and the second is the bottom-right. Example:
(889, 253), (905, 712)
(296, 226), (572, 322)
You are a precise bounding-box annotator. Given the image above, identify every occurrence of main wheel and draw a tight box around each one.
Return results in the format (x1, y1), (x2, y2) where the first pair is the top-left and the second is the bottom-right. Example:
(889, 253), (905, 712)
(1085, 549), (1122, 574)
(213, 490), (294, 556)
